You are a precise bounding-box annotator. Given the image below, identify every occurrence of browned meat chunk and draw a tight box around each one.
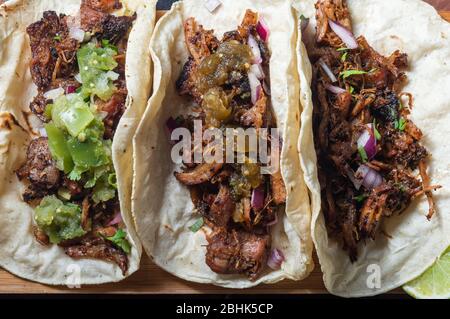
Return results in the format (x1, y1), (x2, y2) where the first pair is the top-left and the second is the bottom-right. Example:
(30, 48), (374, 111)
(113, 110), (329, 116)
(175, 163), (224, 186)
(205, 228), (270, 280)
(208, 185), (235, 227)
(64, 236), (128, 275)
(26, 11), (78, 90)
(101, 14), (136, 44)
(315, 0), (352, 47)
(238, 9), (258, 39)
(241, 92), (267, 129)
(97, 92), (127, 139)
(183, 18), (219, 64)
(16, 137), (61, 203)
(29, 92), (50, 122)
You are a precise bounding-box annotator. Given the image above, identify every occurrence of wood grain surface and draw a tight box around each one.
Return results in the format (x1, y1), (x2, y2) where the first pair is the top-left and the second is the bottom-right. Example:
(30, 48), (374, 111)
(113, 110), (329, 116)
(0, 9), (449, 295)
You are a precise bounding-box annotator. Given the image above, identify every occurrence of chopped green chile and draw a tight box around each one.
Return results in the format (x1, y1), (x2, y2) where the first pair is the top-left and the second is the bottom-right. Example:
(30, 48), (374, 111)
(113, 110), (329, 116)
(45, 123), (74, 173)
(35, 195), (86, 244)
(77, 42), (119, 101)
(189, 218), (204, 233)
(51, 94), (95, 137)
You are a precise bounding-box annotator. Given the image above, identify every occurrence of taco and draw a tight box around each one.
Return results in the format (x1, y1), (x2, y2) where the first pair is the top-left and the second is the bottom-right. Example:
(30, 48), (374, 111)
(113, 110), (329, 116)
(0, 0), (156, 284)
(295, 0), (450, 296)
(132, 0), (314, 288)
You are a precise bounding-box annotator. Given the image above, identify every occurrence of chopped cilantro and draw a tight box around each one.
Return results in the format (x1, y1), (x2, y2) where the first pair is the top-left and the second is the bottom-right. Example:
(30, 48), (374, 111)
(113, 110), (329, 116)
(358, 146), (368, 163)
(189, 218), (204, 233)
(373, 119), (382, 141)
(340, 69), (367, 79)
(341, 51), (348, 62)
(354, 194), (368, 203)
(53, 34), (62, 41)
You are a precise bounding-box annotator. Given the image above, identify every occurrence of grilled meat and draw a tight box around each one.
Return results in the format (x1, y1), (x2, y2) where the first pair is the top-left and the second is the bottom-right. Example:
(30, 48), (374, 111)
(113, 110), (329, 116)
(16, 137), (61, 202)
(174, 11), (285, 279)
(206, 228), (270, 280)
(26, 11), (79, 90)
(175, 163), (224, 186)
(64, 235), (128, 275)
(311, 0), (439, 260)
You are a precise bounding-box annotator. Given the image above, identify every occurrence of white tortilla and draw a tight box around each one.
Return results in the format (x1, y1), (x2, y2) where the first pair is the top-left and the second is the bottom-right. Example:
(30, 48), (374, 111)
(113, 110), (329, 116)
(132, 0), (314, 288)
(0, 0), (156, 285)
(294, 0), (450, 297)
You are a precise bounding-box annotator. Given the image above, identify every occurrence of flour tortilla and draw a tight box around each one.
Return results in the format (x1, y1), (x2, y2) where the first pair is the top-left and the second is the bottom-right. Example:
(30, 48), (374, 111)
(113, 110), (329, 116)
(0, 0), (156, 285)
(132, 0), (314, 288)
(294, 0), (450, 297)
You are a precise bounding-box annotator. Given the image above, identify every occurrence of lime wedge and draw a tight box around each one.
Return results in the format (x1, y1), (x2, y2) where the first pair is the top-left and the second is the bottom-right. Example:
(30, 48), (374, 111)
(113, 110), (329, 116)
(403, 247), (450, 299)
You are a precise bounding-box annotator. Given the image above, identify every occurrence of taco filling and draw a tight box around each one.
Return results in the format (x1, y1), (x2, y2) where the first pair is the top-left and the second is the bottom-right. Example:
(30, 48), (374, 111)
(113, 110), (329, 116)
(310, 0), (441, 261)
(173, 10), (286, 280)
(16, 0), (136, 274)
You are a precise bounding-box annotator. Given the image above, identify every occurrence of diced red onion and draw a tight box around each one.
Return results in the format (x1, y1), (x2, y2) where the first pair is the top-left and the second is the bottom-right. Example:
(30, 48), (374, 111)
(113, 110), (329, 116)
(357, 124), (377, 160)
(319, 60), (337, 83)
(250, 64), (265, 80)
(66, 85), (77, 94)
(166, 117), (179, 135)
(256, 17), (270, 42)
(267, 213), (278, 227)
(43, 87), (64, 100)
(248, 71), (261, 105)
(346, 167), (362, 190)
(69, 26), (85, 42)
(248, 35), (262, 64)
(204, 0), (222, 13)
(328, 19), (358, 50)
(325, 83), (346, 95)
(267, 248), (285, 270)
(355, 165), (383, 191)
(107, 211), (123, 226)
(262, 81), (271, 96)
(39, 127), (47, 137)
(74, 73), (82, 84)
(98, 111), (109, 120)
(300, 16), (310, 33)
(251, 187), (265, 210)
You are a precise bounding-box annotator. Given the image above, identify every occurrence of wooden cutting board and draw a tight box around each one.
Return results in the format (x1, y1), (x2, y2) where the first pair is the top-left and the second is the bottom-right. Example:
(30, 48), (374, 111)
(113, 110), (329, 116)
(0, 11), (449, 295)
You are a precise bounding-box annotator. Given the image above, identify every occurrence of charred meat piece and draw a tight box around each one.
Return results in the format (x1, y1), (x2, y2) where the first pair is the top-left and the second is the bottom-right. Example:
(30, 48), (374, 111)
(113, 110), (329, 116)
(184, 18), (219, 64)
(176, 57), (202, 102)
(83, 0), (122, 12)
(207, 184), (235, 227)
(97, 92), (127, 139)
(16, 137), (61, 202)
(175, 163), (224, 186)
(315, 0), (352, 47)
(80, 0), (135, 44)
(26, 11), (78, 90)
(238, 9), (258, 39)
(205, 228), (270, 280)
(29, 92), (50, 122)
(101, 14), (136, 44)
(64, 235), (128, 275)
(241, 91), (267, 129)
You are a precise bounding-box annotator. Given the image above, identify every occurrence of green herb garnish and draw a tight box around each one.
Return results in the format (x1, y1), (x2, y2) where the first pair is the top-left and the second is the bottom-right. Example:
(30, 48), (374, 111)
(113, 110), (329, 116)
(106, 229), (131, 254)
(373, 119), (382, 141)
(349, 86), (355, 94)
(189, 218), (204, 233)
(53, 34), (61, 41)
(398, 118), (407, 131)
(340, 69), (367, 79)
(358, 146), (368, 163)
(341, 51), (348, 62)
(354, 194), (368, 203)
(337, 47), (349, 52)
